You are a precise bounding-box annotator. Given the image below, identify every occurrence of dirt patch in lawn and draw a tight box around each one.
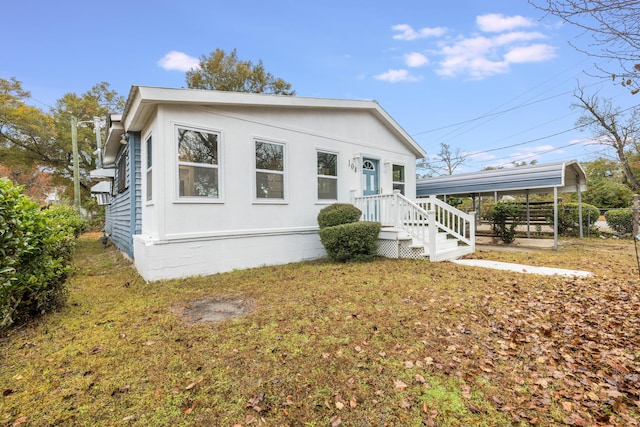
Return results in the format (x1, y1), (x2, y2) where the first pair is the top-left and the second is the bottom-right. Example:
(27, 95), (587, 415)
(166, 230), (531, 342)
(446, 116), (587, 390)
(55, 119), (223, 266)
(176, 298), (254, 325)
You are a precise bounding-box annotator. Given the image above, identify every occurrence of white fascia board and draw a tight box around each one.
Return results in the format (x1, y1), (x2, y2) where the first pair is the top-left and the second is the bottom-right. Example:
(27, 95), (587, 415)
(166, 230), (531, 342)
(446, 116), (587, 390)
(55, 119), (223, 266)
(121, 86), (425, 157)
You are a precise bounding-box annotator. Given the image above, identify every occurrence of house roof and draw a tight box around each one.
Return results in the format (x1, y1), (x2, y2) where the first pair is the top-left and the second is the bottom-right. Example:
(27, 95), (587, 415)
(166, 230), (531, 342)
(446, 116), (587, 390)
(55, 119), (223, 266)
(103, 86), (425, 164)
(416, 160), (587, 197)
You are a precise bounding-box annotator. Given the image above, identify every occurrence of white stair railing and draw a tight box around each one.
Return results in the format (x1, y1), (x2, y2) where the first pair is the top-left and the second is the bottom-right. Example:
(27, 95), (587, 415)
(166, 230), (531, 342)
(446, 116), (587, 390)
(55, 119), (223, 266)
(352, 192), (475, 255)
(415, 196), (475, 247)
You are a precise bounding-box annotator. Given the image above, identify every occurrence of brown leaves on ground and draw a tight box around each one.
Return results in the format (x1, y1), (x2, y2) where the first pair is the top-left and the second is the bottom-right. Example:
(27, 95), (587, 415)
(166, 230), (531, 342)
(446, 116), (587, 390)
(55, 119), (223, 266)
(1, 237), (639, 426)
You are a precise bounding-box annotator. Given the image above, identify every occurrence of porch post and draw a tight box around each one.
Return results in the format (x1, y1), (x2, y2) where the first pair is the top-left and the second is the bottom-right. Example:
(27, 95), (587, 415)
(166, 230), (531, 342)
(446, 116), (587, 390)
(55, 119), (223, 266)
(428, 209), (437, 257)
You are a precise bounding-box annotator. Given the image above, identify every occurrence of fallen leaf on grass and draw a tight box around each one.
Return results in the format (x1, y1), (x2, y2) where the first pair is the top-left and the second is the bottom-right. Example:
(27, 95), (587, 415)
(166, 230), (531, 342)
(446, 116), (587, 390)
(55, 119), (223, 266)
(394, 379), (408, 390)
(461, 384), (472, 399)
(184, 377), (204, 390)
(12, 416), (27, 426)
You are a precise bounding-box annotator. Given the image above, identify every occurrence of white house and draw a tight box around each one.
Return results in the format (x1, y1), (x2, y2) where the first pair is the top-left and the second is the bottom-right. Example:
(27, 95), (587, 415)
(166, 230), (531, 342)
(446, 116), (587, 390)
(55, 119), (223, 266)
(93, 86), (474, 281)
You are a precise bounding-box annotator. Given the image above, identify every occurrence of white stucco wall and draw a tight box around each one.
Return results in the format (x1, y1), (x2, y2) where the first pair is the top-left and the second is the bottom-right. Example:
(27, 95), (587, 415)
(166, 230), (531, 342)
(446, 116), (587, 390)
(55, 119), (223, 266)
(135, 102), (418, 280)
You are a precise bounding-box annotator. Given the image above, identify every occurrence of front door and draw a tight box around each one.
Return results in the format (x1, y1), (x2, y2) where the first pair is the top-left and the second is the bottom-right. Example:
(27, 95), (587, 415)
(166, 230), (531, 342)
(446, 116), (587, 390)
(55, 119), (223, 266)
(362, 158), (379, 196)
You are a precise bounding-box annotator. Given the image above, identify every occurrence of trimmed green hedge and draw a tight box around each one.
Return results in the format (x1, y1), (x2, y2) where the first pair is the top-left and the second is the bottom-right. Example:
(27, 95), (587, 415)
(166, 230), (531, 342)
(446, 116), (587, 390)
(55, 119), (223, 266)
(605, 209), (633, 234)
(319, 221), (381, 263)
(0, 178), (85, 329)
(554, 202), (600, 236)
(317, 203), (362, 229)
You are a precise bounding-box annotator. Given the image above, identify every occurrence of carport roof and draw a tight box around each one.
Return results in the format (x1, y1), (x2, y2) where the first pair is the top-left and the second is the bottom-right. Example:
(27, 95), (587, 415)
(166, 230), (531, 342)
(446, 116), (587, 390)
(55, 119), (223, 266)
(416, 160), (587, 197)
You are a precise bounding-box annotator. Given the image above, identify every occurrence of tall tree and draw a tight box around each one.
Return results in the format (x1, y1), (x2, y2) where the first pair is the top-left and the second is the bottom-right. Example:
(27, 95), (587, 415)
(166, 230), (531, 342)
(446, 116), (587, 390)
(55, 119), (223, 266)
(579, 158), (634, 207)
(0, 78), (125, 202)
(185, 48), (295, 95)
(529, 0), (640, 93)
(417, 143), (467, 177)
(573, 86), (640, 192)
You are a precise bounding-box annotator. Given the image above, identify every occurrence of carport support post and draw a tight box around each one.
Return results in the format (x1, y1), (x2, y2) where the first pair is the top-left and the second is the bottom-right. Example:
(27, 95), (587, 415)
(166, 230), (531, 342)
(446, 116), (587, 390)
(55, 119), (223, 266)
(526, 190), (530, 238)
(553, 187), (558, 250)
(577, 175), (583, 239)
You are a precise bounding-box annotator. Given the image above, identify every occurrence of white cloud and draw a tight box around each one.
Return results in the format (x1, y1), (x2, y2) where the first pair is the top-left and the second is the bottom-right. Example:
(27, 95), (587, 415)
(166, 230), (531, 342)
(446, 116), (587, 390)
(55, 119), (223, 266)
(158, 51), (200, 72)
(435, 32), (555, 78)
(382, 14), (555, 81)
(504, 44), (557, 63)
(374, 69), (421, 82)
(392, 24), (447, 40)
(404, 52), (429, 67)
(477, 13), (536, 33)
(493, 31), (546, 46)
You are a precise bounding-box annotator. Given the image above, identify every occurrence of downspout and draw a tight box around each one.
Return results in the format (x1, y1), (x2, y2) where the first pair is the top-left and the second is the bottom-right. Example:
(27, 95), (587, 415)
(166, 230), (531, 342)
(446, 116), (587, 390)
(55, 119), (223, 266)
(128, 132), (140, 258)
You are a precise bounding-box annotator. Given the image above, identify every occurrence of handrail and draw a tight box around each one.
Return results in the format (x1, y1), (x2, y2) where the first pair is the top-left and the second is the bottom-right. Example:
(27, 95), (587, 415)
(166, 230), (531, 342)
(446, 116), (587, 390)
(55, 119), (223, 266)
(352, 192), (475, 252)
(415, 196), (475, 246)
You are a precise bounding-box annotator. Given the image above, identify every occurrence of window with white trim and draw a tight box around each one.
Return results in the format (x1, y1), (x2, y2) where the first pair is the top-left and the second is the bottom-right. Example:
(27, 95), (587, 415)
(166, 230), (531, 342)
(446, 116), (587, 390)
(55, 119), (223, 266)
(255, 140), (285, 199)
(317, 151), (337, 200)
(392, 164), (405, 195)
(116, 148), (129, 194)
(145, 135), (152, 201)
(177, 127), (219, 199)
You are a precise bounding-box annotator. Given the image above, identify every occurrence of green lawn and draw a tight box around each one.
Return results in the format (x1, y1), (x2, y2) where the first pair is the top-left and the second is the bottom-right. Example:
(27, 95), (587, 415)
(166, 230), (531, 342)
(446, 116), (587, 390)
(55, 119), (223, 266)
(1, 236), (638, 426)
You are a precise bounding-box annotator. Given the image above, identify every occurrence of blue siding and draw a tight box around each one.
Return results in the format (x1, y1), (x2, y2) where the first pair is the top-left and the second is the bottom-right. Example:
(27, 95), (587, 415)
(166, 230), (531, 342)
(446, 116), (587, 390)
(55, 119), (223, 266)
(104, 132), (142, 258)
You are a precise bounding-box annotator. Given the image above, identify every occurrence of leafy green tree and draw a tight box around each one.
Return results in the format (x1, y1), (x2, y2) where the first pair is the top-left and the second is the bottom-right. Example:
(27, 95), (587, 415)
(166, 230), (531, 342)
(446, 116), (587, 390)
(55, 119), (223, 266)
(0, 78), (124, 203)
(582, 159), (633, 208)
(185, 48), (295, 95)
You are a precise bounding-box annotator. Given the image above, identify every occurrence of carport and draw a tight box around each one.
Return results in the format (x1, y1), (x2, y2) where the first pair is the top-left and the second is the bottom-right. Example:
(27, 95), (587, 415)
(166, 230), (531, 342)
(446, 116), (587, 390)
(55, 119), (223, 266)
(416, 160), (588, 250)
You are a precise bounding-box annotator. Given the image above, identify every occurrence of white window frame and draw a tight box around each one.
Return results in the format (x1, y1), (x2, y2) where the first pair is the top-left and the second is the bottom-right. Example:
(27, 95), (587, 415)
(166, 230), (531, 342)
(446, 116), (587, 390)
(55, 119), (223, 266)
(316, 150), (338, 202)
(253, 138), (287, 203)
(145, 134), (152, 202)
(175, 125), (223, 203)
(392, 163), (406, 195)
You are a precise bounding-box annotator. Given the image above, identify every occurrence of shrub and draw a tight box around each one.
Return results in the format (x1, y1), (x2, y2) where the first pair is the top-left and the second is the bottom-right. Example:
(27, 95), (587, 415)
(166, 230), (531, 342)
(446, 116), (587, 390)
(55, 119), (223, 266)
(0, 178), (84, 329)
(552, 203), (600, 236)
(319, 221), (381, 263)
(490, 201), (522, 243)
(605, 209), (634, 234)
(317, 203), (362, 229)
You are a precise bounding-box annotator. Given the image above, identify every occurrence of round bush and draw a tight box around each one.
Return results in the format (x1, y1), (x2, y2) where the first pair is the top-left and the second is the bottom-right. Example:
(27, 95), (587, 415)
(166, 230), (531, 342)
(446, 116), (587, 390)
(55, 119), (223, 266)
(490, 201), (522, 243)
(604, 209), (633, 234)
(552, 202), (600, 236)
(319, 221), (381, 263)
(317, 203), (362, 229)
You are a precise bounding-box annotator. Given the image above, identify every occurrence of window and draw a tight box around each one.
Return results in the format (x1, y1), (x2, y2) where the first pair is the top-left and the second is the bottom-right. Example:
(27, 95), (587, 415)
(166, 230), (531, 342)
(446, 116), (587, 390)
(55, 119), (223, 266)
(317, 151), (337, 200)
(392, 164), (405, 195)
(177, 127), (219, 198)
(255, 140), (285, 199)
(146, 135), (152, 201)
(116, 148), (129, 194)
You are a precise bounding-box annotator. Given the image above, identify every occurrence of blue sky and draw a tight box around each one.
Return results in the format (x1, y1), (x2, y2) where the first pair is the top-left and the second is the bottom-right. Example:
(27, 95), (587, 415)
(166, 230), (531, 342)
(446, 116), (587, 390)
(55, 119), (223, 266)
(3, 0), (636, 172)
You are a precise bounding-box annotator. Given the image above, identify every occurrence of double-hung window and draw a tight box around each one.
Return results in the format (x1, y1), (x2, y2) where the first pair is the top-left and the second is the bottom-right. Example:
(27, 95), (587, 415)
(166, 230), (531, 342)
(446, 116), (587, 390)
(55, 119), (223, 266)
(116, 148), (129, 194)
(317, 151), (337, 200)
(145, 135), (152, 201)
(255, 140), (285, 200)
(392, 164), (405, 195)
(177, 127), (220, 199)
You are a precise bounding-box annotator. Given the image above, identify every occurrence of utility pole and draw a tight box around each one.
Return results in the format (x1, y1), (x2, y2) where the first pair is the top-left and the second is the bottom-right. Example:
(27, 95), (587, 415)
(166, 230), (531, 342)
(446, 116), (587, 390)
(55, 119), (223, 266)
(71, 116), (104, 212)
(71, 117), (80, 211)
